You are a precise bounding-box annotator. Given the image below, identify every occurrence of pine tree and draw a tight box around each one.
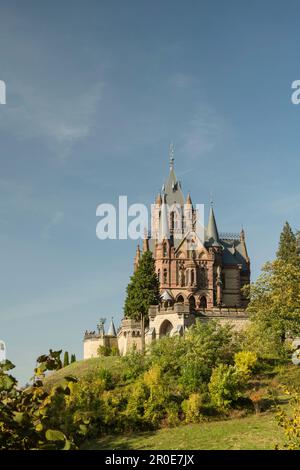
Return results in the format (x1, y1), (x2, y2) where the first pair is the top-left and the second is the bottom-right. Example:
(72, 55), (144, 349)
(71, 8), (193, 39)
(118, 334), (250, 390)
(63, 351), (69, 368)
(70, 354), (76, 363)
(124, 250), (160, 351)
(277, 222), (298, 265)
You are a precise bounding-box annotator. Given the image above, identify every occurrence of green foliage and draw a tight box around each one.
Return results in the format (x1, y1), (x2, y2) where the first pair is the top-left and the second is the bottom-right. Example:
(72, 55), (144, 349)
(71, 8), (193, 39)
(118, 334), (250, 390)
(0, 351), (91, 450)
(234, 351), (257, 379)
(97, 345), (111, 357)
(63, 351), (69, 368)
(122, 348), (149, 381)
(149, 320), (238, 396)
(247, 259), (300, 350)
(70, 354), (76, 363)
(182, 393), (204, 423)
(124, 365), (179, 429)
(277, 222), (299, 266)
(276, 387), (300, 449)
(124, 250), (160, 321)
(208, 364), (243, 410)
(110, 346), (119, 356)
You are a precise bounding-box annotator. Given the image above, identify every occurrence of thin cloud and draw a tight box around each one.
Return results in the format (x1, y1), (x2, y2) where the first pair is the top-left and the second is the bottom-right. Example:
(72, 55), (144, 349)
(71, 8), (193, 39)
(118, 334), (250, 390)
(0, 81), (104, 159)
(178, 108), (226, 159)
(42, 210), (64, 239)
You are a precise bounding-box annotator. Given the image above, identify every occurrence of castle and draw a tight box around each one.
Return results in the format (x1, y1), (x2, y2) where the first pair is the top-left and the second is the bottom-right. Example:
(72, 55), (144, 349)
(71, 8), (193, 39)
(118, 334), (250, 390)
(84, 152), (250, 358)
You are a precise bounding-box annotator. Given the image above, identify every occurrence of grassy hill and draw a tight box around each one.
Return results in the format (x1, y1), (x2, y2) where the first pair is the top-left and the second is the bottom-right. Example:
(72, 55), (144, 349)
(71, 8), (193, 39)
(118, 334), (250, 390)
(43, 356), (122, 391)
(82, 412), (286, 450)
(44, 357), (300, 450)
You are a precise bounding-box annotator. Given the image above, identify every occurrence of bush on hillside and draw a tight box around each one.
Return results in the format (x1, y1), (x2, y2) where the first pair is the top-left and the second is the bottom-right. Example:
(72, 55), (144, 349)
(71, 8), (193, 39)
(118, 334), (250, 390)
(208, 364), (244, 411)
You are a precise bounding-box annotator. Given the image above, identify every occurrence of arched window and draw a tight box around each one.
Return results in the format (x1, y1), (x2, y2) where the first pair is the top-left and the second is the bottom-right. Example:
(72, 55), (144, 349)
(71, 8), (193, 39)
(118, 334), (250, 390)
(176, 294), (184, 303)
(170, 212), (175, 232)
(200, 296), (207, 310)
(163, 269), (168, 284)
(159, 319), (173, 338)
(157, 269), (160, 283)
(191, 269), (195, 285)
(163, 242), (168, 257)
(189, 295), (196, 310)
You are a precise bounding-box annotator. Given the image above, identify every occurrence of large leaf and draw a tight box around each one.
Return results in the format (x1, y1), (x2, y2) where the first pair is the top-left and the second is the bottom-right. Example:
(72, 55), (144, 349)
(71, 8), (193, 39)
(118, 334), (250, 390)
(45, 429), (65, 442)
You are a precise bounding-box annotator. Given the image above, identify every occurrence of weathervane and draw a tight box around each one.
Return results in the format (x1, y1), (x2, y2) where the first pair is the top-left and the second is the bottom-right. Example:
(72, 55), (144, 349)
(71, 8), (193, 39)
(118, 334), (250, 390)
(169, 142), (174, 169)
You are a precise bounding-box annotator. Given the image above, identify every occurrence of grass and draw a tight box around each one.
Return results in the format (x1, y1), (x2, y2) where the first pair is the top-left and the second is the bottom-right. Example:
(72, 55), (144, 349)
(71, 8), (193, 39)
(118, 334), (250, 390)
(45, 357), (300, 450)
(82, 412), (286, 450)
(43, 356), (122, 391)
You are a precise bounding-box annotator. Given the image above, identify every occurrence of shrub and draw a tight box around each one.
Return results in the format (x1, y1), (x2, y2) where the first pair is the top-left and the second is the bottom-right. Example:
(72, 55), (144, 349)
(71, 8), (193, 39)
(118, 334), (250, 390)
(0, 351), (91, 450)
(97, 345), (111, 357)
(276, 387), (300, 449)
(122, 349), (149, 381)
(208, 364), (243, 410)
(111, 346), (119, 356)
(234, 351), (258, 379)
(182, 393), (203, 423)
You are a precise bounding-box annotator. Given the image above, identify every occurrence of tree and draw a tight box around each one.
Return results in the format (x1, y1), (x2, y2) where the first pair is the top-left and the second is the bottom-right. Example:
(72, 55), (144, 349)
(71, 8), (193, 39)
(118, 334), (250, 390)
(247, 259), (300, 350)
(124, 250), (160, 352)
(63, 351), (69, 368)
(70, 354), (76, 363)
(277, 222), (299, 265)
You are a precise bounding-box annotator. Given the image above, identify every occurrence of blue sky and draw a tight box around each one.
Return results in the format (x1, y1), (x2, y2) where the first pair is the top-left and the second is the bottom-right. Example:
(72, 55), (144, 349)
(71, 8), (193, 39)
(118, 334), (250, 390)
(1, 0), (300, 383)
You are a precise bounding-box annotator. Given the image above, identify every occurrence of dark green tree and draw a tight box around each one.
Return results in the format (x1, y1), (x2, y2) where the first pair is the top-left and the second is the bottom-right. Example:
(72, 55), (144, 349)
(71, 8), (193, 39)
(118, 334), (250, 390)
(70, 354), (76, 363)
(124, 250), (160, 352)
(277, 222), (298, 265)
(63, 351), (69, 368)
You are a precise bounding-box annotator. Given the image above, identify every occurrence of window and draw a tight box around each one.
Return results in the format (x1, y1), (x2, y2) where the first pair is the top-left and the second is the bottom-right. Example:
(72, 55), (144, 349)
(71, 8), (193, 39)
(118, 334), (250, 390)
(189, 295), (196, 309)
(191, 269), (195, 285)
(163, 269), (168, 284)
(170, 212), (175, 232)
(200, 296), (207, 309)
(163, 242), (168, 257)
(157, 269), (160, 283)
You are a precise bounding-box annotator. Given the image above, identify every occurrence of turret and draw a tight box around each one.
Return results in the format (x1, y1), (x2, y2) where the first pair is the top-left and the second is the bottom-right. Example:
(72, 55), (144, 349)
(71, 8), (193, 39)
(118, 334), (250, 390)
(184, 192), (193, 233)
(134, 244), (141, 272)
(207, 204), (220, 247)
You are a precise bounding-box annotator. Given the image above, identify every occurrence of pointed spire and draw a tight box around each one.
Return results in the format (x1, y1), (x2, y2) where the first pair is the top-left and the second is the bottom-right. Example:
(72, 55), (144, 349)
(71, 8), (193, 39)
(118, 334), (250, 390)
(240, 227), (249, 262)
(155, 193), (162, 205)
(186, 192), (192, 206)
(134, 244), (141, 271)
(163, 145), (185, 206)
(169, 142), (174, 170)
(107, 318), (117, 337)
(159, 193), (170, 241)
(143, 228), (149, 252)
(207, 204), (220, 246)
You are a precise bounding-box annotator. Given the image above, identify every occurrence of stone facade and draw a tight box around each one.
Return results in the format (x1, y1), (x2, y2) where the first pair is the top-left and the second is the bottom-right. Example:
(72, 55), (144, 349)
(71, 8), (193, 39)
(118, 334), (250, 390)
(117, 154), (251, 355)
(117, 318), (142, 356)
(83, 319), (118, 359)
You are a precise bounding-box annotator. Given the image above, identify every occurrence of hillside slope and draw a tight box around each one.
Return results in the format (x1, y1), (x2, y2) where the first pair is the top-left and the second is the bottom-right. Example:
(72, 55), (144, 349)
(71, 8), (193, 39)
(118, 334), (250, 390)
(43, 356), (122, 390)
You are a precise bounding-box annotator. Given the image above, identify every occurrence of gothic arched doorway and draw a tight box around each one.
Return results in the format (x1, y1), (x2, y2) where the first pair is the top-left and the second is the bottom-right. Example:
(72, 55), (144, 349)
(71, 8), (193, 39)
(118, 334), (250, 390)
(176, 294), (184, 303)
(159, 320), (173, 338)
(200, 296), (207, 309)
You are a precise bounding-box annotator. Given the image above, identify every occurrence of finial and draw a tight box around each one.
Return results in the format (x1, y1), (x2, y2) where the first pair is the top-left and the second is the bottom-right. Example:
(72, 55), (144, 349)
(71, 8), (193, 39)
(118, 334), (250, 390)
(210, 191), (213, 207)
(169, 142), (174, 169)
(240, 226), (245, 240)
